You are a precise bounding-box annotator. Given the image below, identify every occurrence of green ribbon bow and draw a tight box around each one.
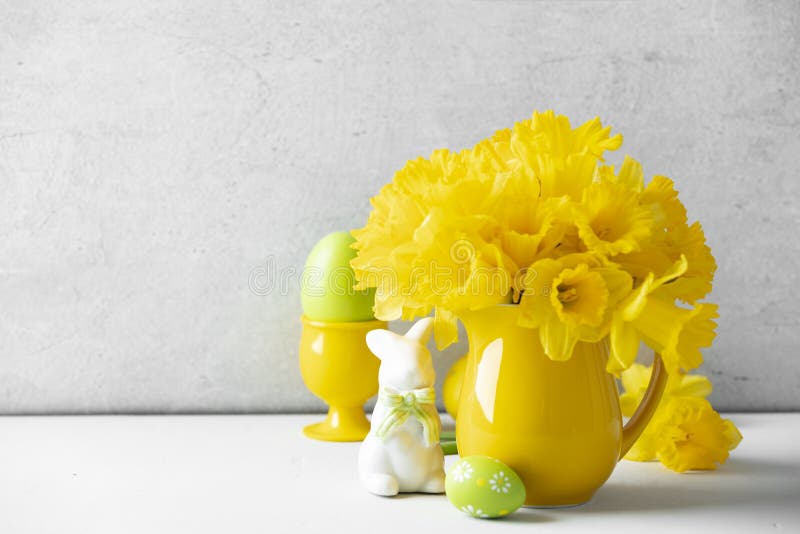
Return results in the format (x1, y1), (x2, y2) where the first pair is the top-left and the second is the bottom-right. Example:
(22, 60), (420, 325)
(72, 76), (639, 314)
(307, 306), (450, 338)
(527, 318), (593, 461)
(375, 386), (439, 447)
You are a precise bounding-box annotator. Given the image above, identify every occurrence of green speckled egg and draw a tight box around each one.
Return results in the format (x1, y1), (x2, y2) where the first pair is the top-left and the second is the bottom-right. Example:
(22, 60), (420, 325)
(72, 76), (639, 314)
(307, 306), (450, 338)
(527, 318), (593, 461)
(445, 456), (526, 519)
(300, 231), (376, 322)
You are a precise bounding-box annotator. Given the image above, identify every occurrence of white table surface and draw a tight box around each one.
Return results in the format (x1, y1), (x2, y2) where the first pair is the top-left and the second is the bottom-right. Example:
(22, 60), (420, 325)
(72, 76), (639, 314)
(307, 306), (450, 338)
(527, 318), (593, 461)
(1, 413), (797, 533)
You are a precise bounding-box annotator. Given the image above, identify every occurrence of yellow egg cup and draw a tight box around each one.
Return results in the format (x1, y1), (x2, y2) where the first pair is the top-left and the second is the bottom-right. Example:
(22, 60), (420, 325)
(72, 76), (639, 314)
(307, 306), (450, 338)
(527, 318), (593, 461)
(299, 316), (386, 442)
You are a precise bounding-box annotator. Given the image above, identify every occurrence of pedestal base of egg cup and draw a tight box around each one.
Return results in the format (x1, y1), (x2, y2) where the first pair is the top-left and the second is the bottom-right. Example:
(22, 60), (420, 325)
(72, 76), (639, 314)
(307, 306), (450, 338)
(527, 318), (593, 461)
(303, 406), (373, 442)
(299, 315), (386, 442)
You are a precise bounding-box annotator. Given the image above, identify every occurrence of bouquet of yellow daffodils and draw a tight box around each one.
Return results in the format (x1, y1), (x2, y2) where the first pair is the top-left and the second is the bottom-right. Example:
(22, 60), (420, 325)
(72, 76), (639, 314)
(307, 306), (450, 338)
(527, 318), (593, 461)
(352, 110), (740, 471)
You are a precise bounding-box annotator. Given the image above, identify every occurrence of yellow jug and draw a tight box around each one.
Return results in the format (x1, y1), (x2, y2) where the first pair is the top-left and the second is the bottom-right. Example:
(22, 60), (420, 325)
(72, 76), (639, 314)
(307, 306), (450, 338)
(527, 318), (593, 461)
(456, 305), (666, 507)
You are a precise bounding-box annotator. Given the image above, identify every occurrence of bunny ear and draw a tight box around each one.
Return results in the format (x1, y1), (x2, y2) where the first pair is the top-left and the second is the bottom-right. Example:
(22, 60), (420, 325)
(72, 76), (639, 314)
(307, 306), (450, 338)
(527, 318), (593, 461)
(405, 317), (434, 344)
(366, 329), (395, 360)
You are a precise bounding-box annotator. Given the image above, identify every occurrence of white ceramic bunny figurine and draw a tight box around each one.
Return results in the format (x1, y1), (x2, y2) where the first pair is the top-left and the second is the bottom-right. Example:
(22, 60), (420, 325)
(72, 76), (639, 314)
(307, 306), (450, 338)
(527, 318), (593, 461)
(358, 317), (445, 496)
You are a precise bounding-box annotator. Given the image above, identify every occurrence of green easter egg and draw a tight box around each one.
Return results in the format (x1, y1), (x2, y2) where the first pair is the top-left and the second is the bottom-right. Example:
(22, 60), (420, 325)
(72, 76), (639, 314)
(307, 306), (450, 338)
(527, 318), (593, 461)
(301, 231), (376, 322)
(446, 456), (526, 519)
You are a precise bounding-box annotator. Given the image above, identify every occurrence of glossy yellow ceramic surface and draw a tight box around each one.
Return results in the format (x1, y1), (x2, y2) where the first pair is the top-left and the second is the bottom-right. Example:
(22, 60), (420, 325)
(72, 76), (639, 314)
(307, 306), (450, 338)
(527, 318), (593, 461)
(456, 305), (667, 507)
(299, 316), (386, 442)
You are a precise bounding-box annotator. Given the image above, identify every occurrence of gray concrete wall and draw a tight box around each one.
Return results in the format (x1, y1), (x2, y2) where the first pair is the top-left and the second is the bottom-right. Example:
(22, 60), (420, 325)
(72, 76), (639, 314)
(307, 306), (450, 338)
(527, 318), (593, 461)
(1, 1), (798, 413)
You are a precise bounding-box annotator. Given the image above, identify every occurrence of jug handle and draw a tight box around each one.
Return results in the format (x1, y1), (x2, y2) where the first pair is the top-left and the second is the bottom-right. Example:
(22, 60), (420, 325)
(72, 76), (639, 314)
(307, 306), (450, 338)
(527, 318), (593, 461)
(619, 353), (668, 460)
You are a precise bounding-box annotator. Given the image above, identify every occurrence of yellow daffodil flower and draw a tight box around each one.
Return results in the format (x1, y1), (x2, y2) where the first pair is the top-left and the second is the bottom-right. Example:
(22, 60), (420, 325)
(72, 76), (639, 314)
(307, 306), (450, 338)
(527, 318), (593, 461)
(574, 180), (654, 257)
(412, 210), (514, 349)
(519, 254), (632, 360)
(659, 222), (717, 304)
(512, 112), (622, 200)
(608, 255), (719, 375)
(656, 398), (742, 472)
(615, 174), (716, 304)
(619, 364), (742, 471)
(608, 256), (687, 372)
(498, 193), (566, 280)
(640, 174), (688, 229)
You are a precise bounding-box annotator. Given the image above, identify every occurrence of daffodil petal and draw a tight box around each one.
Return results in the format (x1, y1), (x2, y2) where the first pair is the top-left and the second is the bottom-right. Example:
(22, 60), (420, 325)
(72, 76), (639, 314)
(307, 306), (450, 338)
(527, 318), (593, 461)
(597, 268), (633, 305)
(669, 373), (713, 398)
(609, 315), (640, 373)
(615, 155), (645, 192)
(619, 274), (654, 321)
(518, 258), (562, 327)
(723, 419), (743, 451)
(631, 297), (687, 373)
(619, 392), (641, 419)
(373, 291), (404, 321)
(434, 308), (459, 351)
(666, 303), (719, 372)
(540, 319), (579, 361)
(619, 363), (650, 394)
(624, 423), (661, 462)
(653, 254), (689, 289)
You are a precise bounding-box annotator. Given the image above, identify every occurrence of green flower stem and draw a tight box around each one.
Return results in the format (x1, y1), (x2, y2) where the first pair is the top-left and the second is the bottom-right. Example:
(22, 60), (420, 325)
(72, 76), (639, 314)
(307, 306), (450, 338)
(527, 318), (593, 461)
(441, 440), (458, 455)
